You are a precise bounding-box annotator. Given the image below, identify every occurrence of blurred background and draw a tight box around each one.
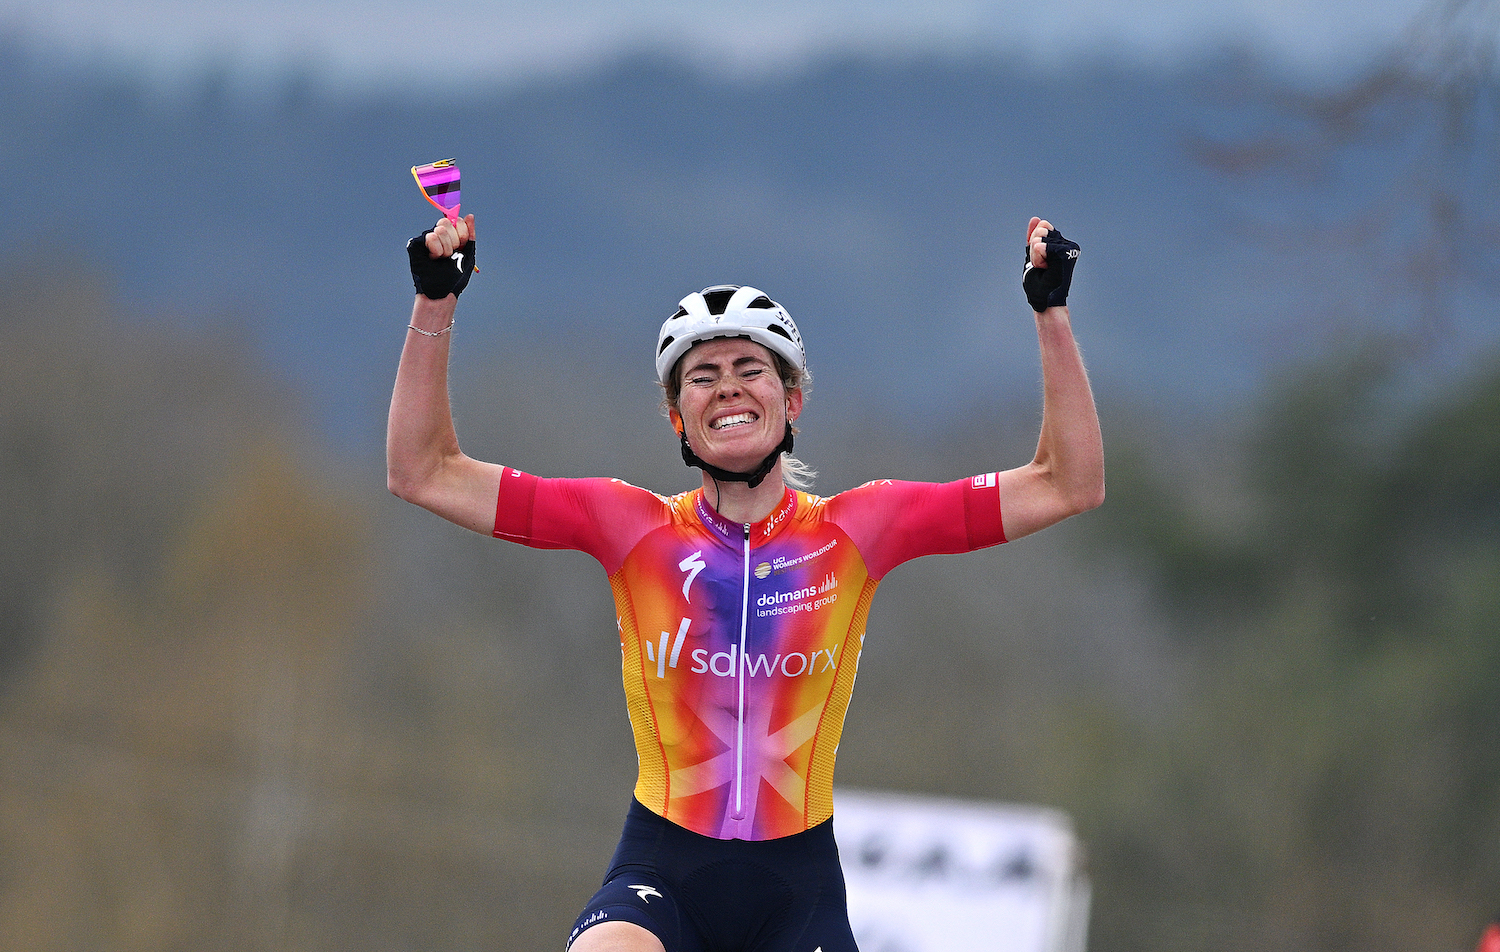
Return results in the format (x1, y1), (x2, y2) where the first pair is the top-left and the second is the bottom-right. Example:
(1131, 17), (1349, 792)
(1, 0), (1497, 949)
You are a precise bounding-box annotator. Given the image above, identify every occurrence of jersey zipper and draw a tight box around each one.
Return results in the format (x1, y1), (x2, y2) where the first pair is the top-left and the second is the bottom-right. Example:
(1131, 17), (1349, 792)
(732, 520), (751, 820)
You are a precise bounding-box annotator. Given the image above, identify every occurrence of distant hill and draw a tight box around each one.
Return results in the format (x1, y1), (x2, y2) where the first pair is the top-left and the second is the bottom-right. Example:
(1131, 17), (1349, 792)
(2, 42), (1492, 451)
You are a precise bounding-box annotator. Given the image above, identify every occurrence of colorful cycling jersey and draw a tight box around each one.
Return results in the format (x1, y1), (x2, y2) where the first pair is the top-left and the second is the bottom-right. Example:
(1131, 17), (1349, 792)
(493, 470), (1007, 841)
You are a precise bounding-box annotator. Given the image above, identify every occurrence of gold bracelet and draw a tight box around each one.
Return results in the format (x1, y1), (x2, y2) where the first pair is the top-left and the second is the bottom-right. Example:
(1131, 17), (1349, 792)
(407, 319), (454, 337)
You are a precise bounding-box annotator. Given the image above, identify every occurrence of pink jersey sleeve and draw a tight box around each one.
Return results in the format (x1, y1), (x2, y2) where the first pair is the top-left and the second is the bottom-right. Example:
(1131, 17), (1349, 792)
(824, 474), (1006, 580)
(492, 467), (672, 575)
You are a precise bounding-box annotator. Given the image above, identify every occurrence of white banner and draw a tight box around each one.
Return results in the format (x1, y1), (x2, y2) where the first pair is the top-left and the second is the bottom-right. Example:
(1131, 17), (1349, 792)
(833, 789), (1090, 952)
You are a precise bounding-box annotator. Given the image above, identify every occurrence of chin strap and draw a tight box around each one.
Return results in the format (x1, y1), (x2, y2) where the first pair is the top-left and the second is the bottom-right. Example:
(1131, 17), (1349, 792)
(680, 423), (794, 490)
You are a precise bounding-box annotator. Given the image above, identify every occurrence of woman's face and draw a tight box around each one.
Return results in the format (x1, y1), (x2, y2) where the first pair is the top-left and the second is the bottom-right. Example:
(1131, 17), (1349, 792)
(672, 337), (802, 475)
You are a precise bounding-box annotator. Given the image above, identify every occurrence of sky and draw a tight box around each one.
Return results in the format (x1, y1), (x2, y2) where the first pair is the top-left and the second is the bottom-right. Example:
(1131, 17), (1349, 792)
(0, 0), (1434, 92)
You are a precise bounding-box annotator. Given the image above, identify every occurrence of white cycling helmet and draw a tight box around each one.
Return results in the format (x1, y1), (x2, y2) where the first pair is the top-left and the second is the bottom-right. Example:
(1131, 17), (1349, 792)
(655, 285), (807, 387)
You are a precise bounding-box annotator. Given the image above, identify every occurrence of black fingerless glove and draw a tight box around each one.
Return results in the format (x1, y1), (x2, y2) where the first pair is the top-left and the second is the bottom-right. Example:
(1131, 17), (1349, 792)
(407, 231), (476, 299)
(1021, 230), (1080, 312)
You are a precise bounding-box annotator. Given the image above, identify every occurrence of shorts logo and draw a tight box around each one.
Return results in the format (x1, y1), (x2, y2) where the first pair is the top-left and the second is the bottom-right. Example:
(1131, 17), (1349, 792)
(567, 911), (609, 949)
(630, 885), (662, 903)
(972, 472), (997, 489)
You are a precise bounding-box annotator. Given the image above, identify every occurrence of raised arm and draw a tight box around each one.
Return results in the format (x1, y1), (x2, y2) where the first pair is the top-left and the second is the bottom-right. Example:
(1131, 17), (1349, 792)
(994, 217), (1105, 541)
(386, 213), (505, 535)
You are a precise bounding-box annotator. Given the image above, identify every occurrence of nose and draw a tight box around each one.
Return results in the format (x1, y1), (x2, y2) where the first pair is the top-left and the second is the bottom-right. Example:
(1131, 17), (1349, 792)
(715, 377), (741, 398)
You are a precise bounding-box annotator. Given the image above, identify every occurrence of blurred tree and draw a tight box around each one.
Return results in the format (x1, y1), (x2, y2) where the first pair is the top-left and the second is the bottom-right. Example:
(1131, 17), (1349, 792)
(0, 267), (285, 688)
(0, 442), (372, 952)
(0, 267), (381, 950)
(0, 264), (654, 951)
(1076, 349), (1500, 952)
(1146, 0), (1500, 632)
(1188, 0), (1499, 345)
(1077, 6), (1500, 943)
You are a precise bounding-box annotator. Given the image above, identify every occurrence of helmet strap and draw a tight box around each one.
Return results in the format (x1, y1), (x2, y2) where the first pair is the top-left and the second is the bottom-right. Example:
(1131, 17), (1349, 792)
(680, 423), (794, 490)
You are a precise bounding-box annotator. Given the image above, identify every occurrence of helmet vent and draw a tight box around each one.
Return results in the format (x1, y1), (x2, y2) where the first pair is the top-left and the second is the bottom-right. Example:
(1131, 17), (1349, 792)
(670, 307), (688, 319)
(747, 296), (774, 308)
(658, 335), (675, 355)
(765, 324), (793, 341)
(701, 287), (737, 314)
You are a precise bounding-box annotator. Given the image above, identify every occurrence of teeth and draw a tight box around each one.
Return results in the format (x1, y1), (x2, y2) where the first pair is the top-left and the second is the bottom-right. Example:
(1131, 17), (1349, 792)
(711, 413), (756, 430)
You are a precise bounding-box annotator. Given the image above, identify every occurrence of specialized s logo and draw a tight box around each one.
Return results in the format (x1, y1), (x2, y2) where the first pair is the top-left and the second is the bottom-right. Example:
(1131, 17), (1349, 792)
(629, 885), (662, 903)
(679, 550), (707, 602)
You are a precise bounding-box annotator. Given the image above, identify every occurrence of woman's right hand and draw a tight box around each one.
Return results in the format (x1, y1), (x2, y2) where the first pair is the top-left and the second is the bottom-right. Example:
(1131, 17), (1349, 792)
(425, 213), (475, 257)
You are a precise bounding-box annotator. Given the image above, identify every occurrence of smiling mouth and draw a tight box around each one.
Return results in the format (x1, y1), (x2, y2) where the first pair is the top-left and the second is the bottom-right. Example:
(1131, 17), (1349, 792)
(711, 412), (758, 430)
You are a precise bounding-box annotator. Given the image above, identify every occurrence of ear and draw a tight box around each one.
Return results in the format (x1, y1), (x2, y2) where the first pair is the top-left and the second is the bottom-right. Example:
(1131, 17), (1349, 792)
(786, 387), (804, 423)
(668, 406), (684, 436)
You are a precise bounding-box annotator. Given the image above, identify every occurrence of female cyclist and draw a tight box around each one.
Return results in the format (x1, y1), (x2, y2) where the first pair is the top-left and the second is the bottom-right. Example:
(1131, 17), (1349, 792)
(387, 212), (1103, 952)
